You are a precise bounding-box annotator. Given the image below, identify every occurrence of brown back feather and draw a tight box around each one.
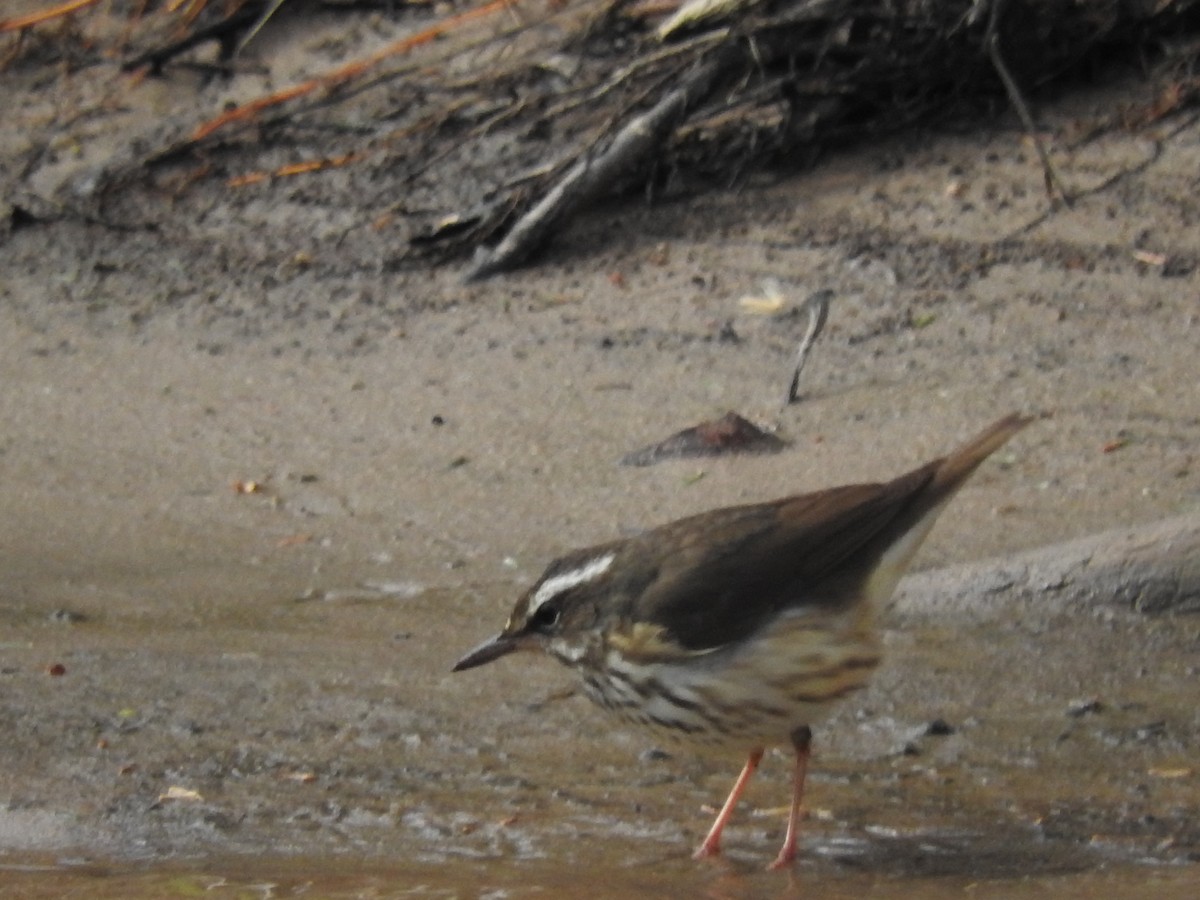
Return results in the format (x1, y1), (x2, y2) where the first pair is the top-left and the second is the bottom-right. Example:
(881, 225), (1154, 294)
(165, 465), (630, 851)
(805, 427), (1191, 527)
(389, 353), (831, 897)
(636, 414), (1032, 651)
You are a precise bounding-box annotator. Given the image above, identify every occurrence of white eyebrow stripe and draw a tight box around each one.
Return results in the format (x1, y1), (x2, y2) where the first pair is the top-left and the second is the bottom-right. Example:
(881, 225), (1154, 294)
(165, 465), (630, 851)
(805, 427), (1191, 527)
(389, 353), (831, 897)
(528, 552), (615, 614)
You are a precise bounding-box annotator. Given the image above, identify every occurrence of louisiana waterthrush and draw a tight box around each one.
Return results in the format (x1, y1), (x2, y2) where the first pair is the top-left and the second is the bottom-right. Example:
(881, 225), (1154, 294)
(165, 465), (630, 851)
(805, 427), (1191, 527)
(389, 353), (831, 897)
(454, 414), (1031, 868)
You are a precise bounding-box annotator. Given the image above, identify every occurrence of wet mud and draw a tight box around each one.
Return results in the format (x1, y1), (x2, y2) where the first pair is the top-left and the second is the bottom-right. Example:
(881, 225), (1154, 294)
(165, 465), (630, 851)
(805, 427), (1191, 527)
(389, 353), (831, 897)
(2, 5), (1199, 897)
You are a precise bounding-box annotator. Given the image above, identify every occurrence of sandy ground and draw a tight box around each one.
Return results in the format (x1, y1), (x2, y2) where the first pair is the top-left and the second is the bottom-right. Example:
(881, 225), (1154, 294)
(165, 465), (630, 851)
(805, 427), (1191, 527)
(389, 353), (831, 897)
(1, 5), (1199, 897)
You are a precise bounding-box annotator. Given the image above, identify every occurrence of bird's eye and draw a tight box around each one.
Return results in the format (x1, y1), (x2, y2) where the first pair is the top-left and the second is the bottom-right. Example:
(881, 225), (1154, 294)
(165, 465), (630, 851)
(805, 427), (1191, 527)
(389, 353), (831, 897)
(529, 603), (560, 631)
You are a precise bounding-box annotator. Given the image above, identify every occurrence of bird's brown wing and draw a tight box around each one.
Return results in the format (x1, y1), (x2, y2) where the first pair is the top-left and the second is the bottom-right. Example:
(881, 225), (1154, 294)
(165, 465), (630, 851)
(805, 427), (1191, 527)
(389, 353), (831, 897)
(632, 465), (938, 652)
(634, 413), (1031, 652)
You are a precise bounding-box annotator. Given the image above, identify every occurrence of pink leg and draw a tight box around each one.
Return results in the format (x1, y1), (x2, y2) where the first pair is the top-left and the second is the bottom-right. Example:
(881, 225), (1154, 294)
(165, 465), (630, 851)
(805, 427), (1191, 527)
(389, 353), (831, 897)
(768, 726), (812, 870)
(693, 748), (765, 859)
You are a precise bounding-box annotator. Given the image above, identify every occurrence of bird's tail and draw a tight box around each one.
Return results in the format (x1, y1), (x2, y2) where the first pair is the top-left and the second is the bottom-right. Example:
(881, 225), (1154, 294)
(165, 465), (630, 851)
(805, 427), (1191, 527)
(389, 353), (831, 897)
(862, 412), (1033, 605)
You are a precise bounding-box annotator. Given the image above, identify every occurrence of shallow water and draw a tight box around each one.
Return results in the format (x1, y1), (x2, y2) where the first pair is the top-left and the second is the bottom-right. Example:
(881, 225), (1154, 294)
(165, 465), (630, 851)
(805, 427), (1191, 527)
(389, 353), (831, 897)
(1, 855), (1197, 900)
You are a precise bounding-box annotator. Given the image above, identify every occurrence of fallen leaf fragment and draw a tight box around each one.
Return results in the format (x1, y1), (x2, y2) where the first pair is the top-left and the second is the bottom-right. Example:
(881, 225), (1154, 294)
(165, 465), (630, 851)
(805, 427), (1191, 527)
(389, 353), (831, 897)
(159, 786), (203, 802)
(1132, 249), (1168, 266)
(1148, 767), (1191, 779)
(738, 283), (786, 315)
(620, 411), (787, 467)
(276, 533), (313, 548)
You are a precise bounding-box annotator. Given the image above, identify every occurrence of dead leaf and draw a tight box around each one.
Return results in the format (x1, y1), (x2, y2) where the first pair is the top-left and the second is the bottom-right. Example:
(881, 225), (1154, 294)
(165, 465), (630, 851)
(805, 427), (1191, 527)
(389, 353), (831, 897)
(1132, 249), (1168, 266)
(1148, 767), (1191, 779)
(159, 786), (203, 802)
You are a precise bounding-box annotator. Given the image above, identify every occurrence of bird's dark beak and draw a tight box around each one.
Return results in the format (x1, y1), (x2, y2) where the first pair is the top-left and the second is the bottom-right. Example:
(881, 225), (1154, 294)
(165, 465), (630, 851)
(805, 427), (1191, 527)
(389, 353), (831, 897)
(452, 632), (527, 672)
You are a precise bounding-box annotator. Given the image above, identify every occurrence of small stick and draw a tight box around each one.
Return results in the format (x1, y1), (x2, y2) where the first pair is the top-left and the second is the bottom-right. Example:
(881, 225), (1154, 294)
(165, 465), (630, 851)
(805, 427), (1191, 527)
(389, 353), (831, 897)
(234, 0), (290, 57)
(0, 0), (101, 33)
(465, 50), (736, 281)
(182, 0), (519, 142)
(784, 289), (831, 406)
(982, 0), (1072, 205)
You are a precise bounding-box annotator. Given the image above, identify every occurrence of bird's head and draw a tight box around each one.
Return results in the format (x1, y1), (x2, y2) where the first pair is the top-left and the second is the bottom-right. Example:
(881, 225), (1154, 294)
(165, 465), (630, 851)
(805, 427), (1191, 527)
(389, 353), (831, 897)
(452, 546), (622, 671)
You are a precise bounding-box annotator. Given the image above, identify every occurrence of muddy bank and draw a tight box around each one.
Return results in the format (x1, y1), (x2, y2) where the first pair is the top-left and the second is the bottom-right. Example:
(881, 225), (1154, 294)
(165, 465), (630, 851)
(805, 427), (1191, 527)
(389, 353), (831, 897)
(2, 6), (1199, 894)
